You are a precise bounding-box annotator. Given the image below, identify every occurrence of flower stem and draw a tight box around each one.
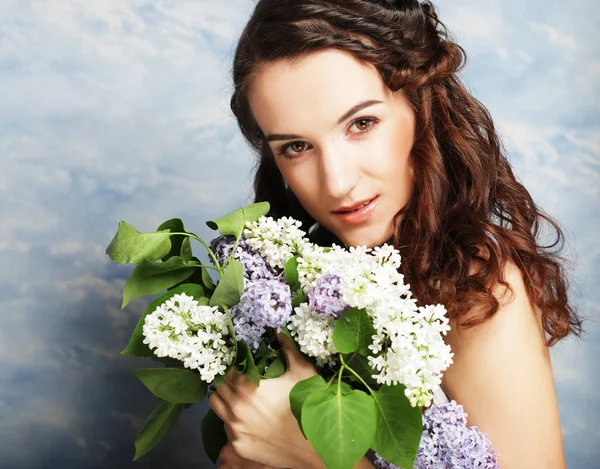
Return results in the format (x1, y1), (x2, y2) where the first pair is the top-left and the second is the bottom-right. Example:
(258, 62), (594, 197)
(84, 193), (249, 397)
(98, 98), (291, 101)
(168, 231), (222, 274)
(339, 353), (375, 395)
(222, 235), (242, 271)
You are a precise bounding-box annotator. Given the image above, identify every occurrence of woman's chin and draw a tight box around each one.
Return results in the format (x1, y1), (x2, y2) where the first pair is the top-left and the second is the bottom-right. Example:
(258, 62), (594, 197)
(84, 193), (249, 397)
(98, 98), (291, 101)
(337, 225), (394, 248)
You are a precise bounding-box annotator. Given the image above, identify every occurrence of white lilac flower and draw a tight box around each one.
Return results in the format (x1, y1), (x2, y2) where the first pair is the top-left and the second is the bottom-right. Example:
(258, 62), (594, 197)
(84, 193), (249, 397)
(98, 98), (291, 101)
(142, 293), (235, 383)
(209, 234), (278, 280)
(296, 243), (330, 293)
(307, 269), (349, 318)
(321, 245), (405, 311)
(287, 303), (338, 367)
(372, 400), (499, 469)
(368, 302), (453, 407)
(230, 278), (293, 352)
(243, 216), (309, 269)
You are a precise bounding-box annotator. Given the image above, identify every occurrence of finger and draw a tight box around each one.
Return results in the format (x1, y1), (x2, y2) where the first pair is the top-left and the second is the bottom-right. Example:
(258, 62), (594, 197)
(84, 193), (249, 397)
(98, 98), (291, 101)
(208, 389), (235, 423)
(215, 377), (237, 405)
(223, 364), (246, 388)
(225, 360), (265, 395)
(217, 442), (242, 469)
(275, 331), (316, 376)
(275, 330), (300, 365)
(223, 423), (234, 440)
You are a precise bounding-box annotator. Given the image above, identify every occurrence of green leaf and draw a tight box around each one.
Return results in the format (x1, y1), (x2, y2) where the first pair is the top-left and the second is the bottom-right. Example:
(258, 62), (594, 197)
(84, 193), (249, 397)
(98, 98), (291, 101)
(255, 355), (269, 375)
(222, 305), (237, 344)
(209, 259), (244, 309)
(130, 368), (208, 403)
(201, 409), (228, 464)
(254, 343), (280, 375)
(106, 220), (174, 265)
(201, 266), (216, 292)
(332, 307), (376, 355)
(235, 341), (260, 386)
(264, 356), (286, 378)
(174, 262), (215, 293)
(151, 356), (184, 368)
(156, 218), (193, 262)
(302, 387), (377, 469)
(370, 384), (423, 469)
(133, 400), (184, 461)
(206, 202), (270, 237)
(284, 256), (300, 290)
(121, 283), (205, 357)
(122, 257), (196, 309)
(289, 375), (327, 425)
(344, 353), (379, 388)
(291, 291), (307, 308)
(254, 341), (278, 361)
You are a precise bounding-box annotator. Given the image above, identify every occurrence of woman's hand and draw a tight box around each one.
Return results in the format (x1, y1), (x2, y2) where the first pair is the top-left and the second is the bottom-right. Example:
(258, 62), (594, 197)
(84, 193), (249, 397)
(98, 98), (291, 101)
(208, 332), (326, 469)
(217, 440), (278, 469)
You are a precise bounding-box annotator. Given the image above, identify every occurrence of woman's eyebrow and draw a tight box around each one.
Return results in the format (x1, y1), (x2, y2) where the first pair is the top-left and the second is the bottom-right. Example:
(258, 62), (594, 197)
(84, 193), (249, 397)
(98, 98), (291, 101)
(264, 99), (384, 142)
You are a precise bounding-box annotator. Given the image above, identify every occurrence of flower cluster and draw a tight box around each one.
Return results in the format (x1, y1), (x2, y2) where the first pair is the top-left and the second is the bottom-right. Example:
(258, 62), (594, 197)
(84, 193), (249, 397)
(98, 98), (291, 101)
(369, 302), (454, 407)
(307, 269), (348, 318)
(372, 400), (500, 469)
(287, 303), (339, 367)
(209, 234), (277, 280)
(243, 216), (308, 269)
(244, 216), (453, 407)
(230, 278), (293, 352)
(142, 293), (235, 382)
(416, 400), (500, 468)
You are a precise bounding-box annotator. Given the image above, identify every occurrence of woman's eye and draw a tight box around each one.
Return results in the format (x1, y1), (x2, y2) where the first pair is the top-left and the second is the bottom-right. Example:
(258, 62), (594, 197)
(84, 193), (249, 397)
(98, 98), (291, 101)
(350, 117), (377, 133)
(277, 117), (379, 159)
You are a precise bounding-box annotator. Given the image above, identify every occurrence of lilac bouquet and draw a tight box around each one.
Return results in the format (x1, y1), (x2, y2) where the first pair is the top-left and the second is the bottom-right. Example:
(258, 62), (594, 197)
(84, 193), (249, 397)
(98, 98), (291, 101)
(106, 202), (498, 469)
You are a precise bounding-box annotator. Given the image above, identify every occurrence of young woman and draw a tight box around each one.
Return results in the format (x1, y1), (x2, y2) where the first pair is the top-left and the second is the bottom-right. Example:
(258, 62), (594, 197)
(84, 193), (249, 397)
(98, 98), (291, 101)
(207, 1), (584, 468)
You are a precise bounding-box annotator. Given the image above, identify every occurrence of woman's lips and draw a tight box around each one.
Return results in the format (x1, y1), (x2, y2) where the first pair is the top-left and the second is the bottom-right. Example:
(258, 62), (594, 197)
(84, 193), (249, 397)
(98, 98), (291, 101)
(332, 195), (379, 225)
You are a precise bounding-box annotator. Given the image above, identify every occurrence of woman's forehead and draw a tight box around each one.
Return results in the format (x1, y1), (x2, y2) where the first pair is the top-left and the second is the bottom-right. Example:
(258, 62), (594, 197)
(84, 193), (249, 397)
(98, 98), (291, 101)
(248, 49), (390, 135)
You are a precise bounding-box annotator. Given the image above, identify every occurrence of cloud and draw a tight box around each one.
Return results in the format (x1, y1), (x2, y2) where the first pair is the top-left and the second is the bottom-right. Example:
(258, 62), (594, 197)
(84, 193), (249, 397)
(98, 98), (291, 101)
(0, 0), (598, 467)
(530, 22), (578, 50)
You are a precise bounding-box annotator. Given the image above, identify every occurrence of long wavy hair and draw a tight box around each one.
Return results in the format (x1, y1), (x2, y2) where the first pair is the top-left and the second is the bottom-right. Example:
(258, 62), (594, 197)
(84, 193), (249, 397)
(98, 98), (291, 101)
(229, 0), (583, 346)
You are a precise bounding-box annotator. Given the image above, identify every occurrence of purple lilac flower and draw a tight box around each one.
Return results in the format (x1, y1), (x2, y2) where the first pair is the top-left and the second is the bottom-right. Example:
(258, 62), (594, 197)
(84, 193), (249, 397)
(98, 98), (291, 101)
(230, 278), (293, 352)
(230, 304), (266, 353)
(372, 400), (499, 469)
(416, 400), (499, 468)
(308, 270), (349, 318)
(210, 235), (277, 280)
(372, 454), (404, 469)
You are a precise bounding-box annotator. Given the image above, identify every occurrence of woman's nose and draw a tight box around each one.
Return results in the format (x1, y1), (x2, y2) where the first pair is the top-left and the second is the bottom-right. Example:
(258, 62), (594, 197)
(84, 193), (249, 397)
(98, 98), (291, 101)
(319, 141), (360, 199)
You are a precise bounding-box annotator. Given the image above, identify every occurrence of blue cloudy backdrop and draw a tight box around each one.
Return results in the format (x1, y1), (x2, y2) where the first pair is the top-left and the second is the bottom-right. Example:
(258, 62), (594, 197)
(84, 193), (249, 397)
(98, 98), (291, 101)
(0, 1), (598, 468)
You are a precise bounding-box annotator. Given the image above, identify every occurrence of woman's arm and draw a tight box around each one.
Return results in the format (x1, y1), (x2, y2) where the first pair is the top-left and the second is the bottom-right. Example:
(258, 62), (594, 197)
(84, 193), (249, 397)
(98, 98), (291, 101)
(441, 259), (566, 468)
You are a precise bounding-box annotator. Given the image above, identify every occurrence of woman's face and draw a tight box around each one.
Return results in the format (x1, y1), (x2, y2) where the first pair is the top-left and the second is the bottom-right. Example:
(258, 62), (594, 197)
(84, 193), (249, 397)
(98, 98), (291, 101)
(247, 48), (416, 247)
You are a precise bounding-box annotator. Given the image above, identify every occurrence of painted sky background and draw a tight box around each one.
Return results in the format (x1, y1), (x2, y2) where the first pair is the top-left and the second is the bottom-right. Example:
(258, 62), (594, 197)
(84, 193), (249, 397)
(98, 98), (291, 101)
(0, 0), (598, 468)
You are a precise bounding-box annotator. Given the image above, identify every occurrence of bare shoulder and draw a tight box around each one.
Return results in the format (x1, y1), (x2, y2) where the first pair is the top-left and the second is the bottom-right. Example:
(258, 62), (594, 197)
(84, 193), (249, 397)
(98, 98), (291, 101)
(441, 259), (566, 468)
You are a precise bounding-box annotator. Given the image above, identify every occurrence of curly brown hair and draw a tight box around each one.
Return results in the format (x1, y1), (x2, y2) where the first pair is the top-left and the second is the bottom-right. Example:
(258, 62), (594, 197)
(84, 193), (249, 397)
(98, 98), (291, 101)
(229, 0), (584, 347)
